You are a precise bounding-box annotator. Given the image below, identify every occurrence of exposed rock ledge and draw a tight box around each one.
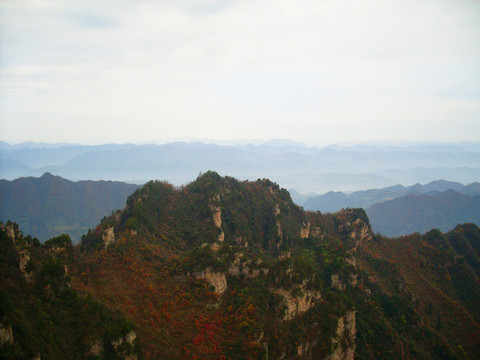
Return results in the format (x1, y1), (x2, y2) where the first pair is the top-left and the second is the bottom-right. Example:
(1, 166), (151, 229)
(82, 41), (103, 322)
(194, 269), (227, 295)
(102, 226), (115, 248)
(331, 274), (346, 291)
(329, 311), (356, 360)
(300, 222), (322, 239)
(106, 330), (138, 360)
(210, 199), (224, 242)
(350, 218), (372, 252)
(211, 206), (222, 229)
(273, 287), (322, 320)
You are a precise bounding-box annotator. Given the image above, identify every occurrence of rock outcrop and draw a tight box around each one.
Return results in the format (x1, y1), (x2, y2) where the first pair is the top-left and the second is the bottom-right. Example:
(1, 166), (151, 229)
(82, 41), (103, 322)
(350, 218), (372, 252)
(300, 222), (311, 239)
(300, 222), (323, 239)
(1, 222), (18, 243)
(274, 203), (283, 245)
(330, 311), (356, 360)
(18, 248), (32, 281)
(103, 226), (115, 248)
(274, 286), (322, 320)
(194, 269), (227, 295)
(210, 197), (225, 242)
(297, 342), (311, 357)
(227, 253), (264, 279)
(0, 320), (13, 346)
(331, 274), (346, 291)
(89, 338), (103, 358)
(211, 206), (222, 229)
(111, 330), (138, 360)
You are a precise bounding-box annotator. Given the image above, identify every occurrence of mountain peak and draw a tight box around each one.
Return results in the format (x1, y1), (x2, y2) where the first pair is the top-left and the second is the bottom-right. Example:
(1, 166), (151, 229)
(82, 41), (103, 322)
(83, 173), (368, 256)
(40, 172), (56, 179)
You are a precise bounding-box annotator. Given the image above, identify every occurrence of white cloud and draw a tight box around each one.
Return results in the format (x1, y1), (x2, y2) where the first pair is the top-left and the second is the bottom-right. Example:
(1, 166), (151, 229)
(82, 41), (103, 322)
(0, 0), (479, 144)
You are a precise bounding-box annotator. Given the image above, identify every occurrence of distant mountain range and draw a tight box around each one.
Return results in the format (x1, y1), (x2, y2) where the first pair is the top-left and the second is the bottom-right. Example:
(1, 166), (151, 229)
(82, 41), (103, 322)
(1, 141), (479, 194)
(367, 190), (480, 236)
(0, 173), (140, 242)
(302, 179), (479, 212)
(301, 180), (480, 236)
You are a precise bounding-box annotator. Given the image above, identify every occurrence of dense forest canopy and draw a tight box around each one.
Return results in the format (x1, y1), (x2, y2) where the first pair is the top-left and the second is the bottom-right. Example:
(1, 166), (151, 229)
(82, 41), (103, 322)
(1, 172), (479, 359)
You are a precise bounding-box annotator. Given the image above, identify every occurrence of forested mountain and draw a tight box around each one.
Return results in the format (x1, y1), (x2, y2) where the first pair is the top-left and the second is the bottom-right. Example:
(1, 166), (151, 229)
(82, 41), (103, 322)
(1, 141), (479, 194)
(0, 173), (140, 242)
(0, 223), (141, 359)
(367, 191), (480, 236)
(2, 172), (479, 359)
(302, 179), (474, 213)
(302, 181), (480, 237)
(459, 182), (480, 196)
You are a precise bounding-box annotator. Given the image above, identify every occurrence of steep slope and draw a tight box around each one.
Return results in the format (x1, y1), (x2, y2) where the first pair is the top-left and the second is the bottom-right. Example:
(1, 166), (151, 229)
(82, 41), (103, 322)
(355, 226), (480, 359)
(76, 171), (371, 359)
(367, 190), (480, 236)
(74, 172), (480, 359)
(2, 172), (480, 359)
(0, 222), (141, 359)
(0, 173), (140, 242)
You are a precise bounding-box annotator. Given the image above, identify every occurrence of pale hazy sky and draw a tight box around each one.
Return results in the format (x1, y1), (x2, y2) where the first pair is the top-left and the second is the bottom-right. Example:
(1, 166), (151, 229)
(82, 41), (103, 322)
(1, 0), (479, 145)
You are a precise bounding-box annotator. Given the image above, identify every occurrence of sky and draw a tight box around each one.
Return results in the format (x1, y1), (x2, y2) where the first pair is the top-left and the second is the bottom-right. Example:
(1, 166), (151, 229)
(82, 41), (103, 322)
(0, 0), (479, 146)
